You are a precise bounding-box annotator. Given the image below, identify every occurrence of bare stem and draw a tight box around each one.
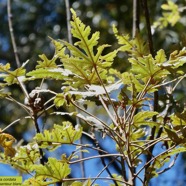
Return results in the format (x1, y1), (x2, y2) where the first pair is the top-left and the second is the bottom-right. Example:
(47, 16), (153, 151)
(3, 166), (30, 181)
(141, 0), (159, 184)
(7, 0), (21, 67)
(33, 113), (45, 165)
(132, 0), (140, 38)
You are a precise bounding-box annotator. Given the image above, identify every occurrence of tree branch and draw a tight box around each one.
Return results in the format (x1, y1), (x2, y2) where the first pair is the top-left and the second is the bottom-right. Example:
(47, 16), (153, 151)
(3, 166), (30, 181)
(7, 0), (21, 68)
(132, 0), (140, 38)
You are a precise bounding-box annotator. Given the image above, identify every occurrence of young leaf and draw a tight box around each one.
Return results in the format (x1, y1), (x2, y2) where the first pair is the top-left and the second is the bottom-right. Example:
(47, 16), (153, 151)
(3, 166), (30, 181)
(31, 158), (71, 184)
(129, 53), (169, 81)
(52, 9), (117, 88)
(36, 54), (57, 69)
(54, 93), (65, 107)
(113, 25), (148, 57)
(35, 122), (82, 150)
(170, 111), (186, 126)
(153, 0), (180, 29)
(10, 143), (40, 173)
(4, 67), (26, 85)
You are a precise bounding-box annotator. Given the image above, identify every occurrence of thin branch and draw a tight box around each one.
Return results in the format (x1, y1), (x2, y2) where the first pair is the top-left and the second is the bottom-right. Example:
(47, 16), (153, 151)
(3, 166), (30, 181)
(141, 0), (159, 184)
(157, 154), (179, 175)
(94, 66), (122, 128)
(33, 113), (45, 165)
(99, 95), (118, 127)
(1, 116), (31, 132)
(70, 99), (117, 137)
(65, 0), (73, 45)
(92, 134), (120, 186)
(135, 145), (176, 178)
(141, 0), (154, 56)
(132, 0), (140, 38)
(91, 157), (119, 186)
(69, 154), (124, 164)
(7, 0), (21, 67)
(61, 177), (131, 185)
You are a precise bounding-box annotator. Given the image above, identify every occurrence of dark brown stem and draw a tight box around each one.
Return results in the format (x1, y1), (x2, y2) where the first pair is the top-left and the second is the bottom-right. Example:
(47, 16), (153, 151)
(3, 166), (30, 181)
(141, 0), (158, 184)
(132, 0), (140, 38)
(141, 0), (154, 57)
(33, 113), (45, 165)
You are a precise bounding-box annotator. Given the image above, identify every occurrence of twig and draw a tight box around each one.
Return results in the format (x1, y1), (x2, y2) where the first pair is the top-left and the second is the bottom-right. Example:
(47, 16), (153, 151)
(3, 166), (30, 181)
(61, 177), (131, 185)
(7, 0), (21, 68)
(91, 134), (120, 186)
(69, 154), (123, 164)
(65, 0), (73, 45)
(91, 157), (119, 186)
(132, 0), (140, 38)
(157, 154), (178, 174)
(1, 116), (31, 132)
(135, 145), (176, 179)
(141, 0), (154, 56)
(33, 113), (45, 165)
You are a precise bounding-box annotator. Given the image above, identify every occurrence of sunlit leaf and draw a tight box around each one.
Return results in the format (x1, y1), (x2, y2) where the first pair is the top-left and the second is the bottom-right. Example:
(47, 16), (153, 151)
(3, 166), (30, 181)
(31, 158), (71, 184)
(27, 68), (72, 80)
(54, 93), (65, 107)
(4, 67), (26, 85)
(35, 122), (82, 150)
(36, 54), (57, 69)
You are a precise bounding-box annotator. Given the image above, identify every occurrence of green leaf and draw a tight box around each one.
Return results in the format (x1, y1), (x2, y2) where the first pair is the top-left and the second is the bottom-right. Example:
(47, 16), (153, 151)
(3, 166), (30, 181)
(131, 128), (146, 141)
(5, 67), (26, 85)
(170, 111), (186, 126)
(153, 0), (180, 29)
(54, 93), (65, 107)
(0, 89), (11, 98)
(32, 157), (71, 184)
(164, 127), (181, 144)
(133, 111), (158, 127)
(71, 182), (84, 186)
(35, 122), (82, 150)
(27, 68), (72, 80)
(155, 49), (167, 64)
(130, 53), (170, 81)
(36, 54), (57, 69)
(0, 63), (11, 72)
(70, 9), (99, 58)
(51, 9), (117, 88)
(113, 26), (148, 57)
(7, 143), (40, 173)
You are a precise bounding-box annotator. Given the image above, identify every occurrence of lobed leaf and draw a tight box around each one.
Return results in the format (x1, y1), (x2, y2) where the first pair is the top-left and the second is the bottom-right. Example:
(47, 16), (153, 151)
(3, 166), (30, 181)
(0, 132), (16, 158)
(36, 54), (57, 69)
(10, 143), (40, 173)
(35, 122), (82, 150)
(31, 158), (71, 184)
(133, 111), (158, 127)
(4, 67), (26, 85)
(27, 68), (72, 80)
